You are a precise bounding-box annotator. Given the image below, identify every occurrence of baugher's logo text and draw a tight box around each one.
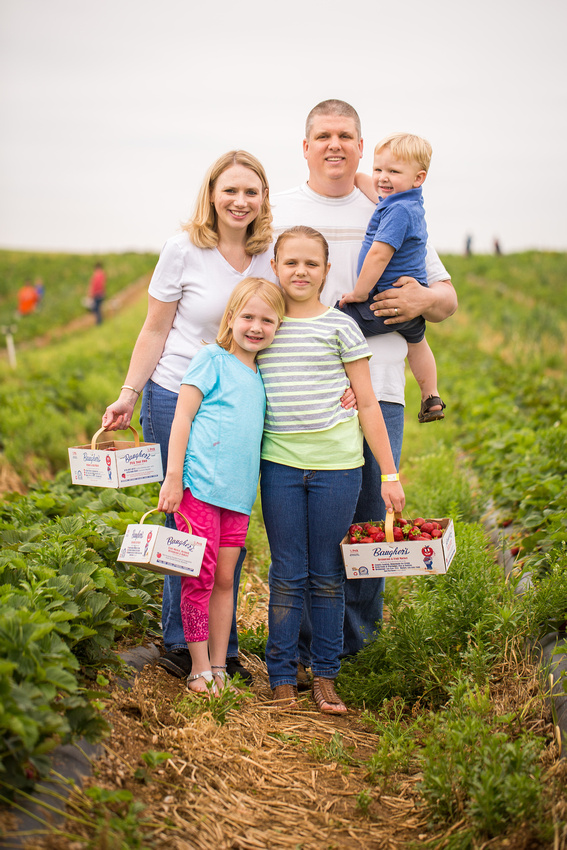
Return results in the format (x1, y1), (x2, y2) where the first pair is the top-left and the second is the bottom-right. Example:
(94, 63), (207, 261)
(124, 450), (151, 462)
(166, 536), (196, 551)
(372, 545), (410, 559)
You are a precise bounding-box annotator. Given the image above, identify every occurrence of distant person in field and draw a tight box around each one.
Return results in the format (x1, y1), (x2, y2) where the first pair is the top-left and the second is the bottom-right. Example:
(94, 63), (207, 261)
(34, 278), (45, 309)
(465, 235), (473, 256)
(88, 262), (107, 325)
(337, 132), (445, 424)
(17, 279), (39, 316)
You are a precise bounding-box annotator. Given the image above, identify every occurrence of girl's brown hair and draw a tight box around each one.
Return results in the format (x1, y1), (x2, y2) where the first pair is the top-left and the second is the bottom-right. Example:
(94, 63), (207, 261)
(273, 225), (329, 266)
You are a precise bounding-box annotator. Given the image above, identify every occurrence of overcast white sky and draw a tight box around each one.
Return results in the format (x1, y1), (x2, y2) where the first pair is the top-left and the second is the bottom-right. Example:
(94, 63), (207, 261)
(1, 0), (566, 256)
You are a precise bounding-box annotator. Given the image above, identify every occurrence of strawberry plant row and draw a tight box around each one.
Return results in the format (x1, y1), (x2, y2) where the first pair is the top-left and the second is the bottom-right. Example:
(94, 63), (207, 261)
(0, 479), (164, 794)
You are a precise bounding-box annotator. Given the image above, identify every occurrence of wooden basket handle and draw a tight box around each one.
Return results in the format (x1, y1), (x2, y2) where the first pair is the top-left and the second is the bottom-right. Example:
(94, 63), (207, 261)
(139, 508), (193, 535)
(385, 511), (403, 543)
(91, 424), (140, 449)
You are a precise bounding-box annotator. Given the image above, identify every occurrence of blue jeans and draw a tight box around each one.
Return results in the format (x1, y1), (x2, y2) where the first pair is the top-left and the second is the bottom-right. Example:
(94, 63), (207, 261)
(261, 461), (362, 688)
(140, 380), (244, 656)
(298, 401), (405, 663)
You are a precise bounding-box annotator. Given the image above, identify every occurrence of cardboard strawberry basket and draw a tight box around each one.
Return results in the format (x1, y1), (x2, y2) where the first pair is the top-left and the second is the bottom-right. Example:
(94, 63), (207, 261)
(340, 511), (457, 578)
(68, 425), (163, 488)
(118, 508), (206, 577)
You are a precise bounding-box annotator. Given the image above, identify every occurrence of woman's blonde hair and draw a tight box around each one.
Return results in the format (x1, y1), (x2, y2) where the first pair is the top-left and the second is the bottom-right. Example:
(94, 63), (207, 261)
(183, 151), (273, 255)
(216, 277), (285, 355)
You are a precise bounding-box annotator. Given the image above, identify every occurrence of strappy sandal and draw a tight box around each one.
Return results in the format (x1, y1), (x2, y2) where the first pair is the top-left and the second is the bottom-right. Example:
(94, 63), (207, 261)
(312, 677), (347, 715)
(418, 395), (446, 423)
(186, 670), (217, 697)
(271, 683), (299, 708)
(211, 664), (239, 693)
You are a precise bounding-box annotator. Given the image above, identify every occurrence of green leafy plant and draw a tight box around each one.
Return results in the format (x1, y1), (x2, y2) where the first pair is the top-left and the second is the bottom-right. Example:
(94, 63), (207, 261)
(355, 788), (373, 816)
(361, 699), (422, 780)
(174, 680), (252, 726)
(419, 679), (545, 840)
(308, 731), (356, 766)
(83, 786), (154, 849)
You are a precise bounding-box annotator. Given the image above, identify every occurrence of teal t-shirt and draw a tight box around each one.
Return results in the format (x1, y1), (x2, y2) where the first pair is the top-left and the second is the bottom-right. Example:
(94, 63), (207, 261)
(181, 344), (265, 515)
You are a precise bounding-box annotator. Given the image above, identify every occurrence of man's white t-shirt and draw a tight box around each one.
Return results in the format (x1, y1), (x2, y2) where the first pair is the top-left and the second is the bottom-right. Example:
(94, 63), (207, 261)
(271, 183), (449, 405)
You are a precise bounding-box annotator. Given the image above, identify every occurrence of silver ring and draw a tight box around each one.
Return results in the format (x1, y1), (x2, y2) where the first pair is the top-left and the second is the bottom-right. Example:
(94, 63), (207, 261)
(394, 308), (398, 315)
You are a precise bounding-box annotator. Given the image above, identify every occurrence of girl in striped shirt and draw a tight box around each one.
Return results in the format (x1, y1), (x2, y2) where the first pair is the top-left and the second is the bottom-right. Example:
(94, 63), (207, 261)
(257, 226), (405, 714)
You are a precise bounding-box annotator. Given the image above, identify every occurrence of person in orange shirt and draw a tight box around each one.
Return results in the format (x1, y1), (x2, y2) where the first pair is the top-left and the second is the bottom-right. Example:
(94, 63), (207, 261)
(18, 280), (39, 316)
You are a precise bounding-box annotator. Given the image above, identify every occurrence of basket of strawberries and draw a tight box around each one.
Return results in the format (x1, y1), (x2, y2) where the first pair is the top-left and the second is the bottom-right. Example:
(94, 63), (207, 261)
(341, 512), (456, 578)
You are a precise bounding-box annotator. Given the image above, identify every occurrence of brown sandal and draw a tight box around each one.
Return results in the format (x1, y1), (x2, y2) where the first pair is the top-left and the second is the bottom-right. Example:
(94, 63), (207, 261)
(271, 683), (299, 708)
(418, 395), (446, 423)
(312, 677), (347, 715)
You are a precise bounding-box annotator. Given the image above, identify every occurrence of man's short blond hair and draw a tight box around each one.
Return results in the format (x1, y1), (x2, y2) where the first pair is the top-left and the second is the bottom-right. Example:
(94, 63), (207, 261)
(305, 99), (361, 140)
(375, 133), (432, 172)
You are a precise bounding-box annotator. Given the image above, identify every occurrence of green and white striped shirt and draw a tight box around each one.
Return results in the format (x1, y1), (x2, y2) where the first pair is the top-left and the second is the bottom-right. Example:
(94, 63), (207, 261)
(257, 308), (371, 435)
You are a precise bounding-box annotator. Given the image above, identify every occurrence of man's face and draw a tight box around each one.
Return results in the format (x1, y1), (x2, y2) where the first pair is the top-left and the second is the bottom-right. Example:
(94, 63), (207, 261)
(303, 115), (363, 193)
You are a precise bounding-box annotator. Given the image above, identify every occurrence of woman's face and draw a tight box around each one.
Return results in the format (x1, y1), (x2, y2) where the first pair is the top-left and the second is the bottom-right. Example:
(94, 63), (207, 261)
(211, 164), (266, 235)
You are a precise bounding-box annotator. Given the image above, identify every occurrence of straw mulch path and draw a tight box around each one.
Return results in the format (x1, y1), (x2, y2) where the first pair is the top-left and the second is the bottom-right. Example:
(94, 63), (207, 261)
(18, 572), (429, 849)
(79, 657), (427, 850)
(15, 573), (567, 849)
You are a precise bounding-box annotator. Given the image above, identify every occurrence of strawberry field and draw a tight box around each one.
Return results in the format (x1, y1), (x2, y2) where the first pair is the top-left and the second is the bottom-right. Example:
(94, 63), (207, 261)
(0, 250), (566, 849)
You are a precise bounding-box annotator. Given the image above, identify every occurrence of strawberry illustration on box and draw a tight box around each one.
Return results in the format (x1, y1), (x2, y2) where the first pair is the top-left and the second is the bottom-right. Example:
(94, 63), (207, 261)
(341, 512), (456, 578)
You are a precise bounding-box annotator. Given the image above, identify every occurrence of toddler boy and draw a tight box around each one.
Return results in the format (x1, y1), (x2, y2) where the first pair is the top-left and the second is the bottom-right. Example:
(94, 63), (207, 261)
(338, 132), (445, 423)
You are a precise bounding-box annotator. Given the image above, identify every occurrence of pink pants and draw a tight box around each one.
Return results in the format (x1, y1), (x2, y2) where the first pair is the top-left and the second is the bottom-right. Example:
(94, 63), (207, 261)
(176, 488), (249, 643)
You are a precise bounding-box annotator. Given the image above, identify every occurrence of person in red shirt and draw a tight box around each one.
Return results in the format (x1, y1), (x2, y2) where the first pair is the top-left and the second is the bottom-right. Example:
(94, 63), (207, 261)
(88, 262), (107, 324)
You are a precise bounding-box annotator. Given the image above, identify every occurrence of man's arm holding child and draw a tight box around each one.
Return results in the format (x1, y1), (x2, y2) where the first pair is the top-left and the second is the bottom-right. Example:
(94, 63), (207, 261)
(371, 274), (457, 324)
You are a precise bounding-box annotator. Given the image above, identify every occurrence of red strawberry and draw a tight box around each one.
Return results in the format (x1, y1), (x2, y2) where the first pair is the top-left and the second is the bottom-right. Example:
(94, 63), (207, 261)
(420, 532), (433, 540)
(392, 527), (404, 541)
(373, 529), (386, 542)
(397, 517), (409, 527)
(431, 529), (443, 539)
(421, 522), (435, 535)
(413, 517), (425, 527)
(359, 536), (374, 543)
(408, 526), (422, 540)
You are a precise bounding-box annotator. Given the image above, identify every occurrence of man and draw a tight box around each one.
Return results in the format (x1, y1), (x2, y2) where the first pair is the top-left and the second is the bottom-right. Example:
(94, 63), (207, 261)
(271, 99), (457, 664)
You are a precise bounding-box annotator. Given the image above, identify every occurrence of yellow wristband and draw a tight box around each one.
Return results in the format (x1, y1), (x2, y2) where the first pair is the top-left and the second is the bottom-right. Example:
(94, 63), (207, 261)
(381, 473), (400, 482)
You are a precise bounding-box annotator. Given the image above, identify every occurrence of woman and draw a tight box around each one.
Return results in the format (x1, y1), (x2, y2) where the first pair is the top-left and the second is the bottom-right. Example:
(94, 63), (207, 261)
(102, 150), (274, 684)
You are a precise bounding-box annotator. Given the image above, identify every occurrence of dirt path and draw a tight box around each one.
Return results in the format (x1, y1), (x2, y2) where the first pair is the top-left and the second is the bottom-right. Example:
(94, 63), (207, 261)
(24, 651), (427, 850)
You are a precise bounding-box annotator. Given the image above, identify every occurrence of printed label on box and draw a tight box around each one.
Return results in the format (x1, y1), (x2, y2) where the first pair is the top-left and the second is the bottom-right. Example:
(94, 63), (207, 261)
(69, 442), (163, 489)
(341, 518), (456, 578)
(118, 523), (206, 577)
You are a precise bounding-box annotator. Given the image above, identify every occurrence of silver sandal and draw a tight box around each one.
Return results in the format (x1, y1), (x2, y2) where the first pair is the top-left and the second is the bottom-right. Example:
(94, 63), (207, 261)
(186, 670), (216, 696)
(211, 664), (238, 692)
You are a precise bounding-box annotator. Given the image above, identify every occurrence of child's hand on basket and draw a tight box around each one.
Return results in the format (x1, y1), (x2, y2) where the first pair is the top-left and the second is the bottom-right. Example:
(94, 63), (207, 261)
(381, 481), (405, 515)
(158, 477), (183, 515)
